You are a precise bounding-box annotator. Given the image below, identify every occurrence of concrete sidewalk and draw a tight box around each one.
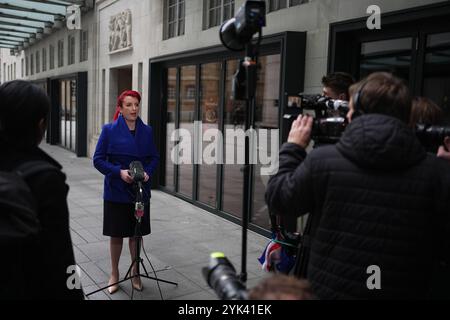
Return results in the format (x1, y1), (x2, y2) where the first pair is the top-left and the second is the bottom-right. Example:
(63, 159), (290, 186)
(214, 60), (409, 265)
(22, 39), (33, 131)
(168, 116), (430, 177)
(40, 143), (269, 300)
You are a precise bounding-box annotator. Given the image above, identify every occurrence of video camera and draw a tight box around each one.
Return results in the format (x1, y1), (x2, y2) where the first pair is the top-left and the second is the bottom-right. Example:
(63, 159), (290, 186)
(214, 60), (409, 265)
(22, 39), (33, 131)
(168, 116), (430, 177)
(415, 124), (450, 153)
(283, 94), (350, 145)
(202, 252), (248, 300)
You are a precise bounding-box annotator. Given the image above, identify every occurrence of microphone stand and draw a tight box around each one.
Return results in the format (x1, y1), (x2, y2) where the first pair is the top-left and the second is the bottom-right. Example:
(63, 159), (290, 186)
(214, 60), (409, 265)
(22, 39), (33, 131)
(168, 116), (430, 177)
(86, 178), (178, 299)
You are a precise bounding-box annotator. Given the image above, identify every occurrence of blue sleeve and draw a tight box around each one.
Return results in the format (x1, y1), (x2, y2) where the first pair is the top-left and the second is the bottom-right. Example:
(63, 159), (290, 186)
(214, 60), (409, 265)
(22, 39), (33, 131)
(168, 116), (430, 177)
(143, 126), (160, 178)
(93, 125), (122, 178)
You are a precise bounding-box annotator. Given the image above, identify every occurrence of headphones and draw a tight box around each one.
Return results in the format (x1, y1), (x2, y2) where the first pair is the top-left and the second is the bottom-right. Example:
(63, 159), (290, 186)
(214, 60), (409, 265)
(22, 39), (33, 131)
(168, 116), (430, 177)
(352, 81), (368, 119)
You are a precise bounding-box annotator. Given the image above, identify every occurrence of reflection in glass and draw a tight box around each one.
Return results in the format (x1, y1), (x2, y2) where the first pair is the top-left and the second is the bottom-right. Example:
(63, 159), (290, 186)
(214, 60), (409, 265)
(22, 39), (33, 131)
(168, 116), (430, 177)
(60, 80), (66, 147)
(165, 68), (177, 191)
(252, 54), (281, 230)
(178, 65), (196, 197)
(359, 38), (413, 82)
(66, 80), (71, 150)
(222, 60), (245, 218)
(423, 32), (450, 124)
(71, 80), (77, 152)
(198, 62), (220, 207)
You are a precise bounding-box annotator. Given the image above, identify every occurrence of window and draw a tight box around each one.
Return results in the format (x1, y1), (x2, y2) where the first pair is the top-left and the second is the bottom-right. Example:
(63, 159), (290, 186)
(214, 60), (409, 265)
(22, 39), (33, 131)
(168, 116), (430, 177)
(42, 47), (47, 72)
(21, 58), (24, 78)
(13, 63), (16, 80)
(30, 53), (34, 75)
(36, 51), (40, 73)
(80, 30), (88, 62)
(25, 57), (28, 76)
(330, 4), (450, 125)
(50, 44), (55, 70)
(58, 39), (64, 67)
(266, 0), (307, 13)
(163, 0), (185, 40)
(203, 0), (234, 29)
(68, 35), (75, 65)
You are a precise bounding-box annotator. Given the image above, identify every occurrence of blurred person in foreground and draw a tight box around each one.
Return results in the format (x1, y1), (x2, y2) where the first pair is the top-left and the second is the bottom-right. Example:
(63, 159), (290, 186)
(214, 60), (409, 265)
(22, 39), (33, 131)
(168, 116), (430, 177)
(0, 80), (83, 300)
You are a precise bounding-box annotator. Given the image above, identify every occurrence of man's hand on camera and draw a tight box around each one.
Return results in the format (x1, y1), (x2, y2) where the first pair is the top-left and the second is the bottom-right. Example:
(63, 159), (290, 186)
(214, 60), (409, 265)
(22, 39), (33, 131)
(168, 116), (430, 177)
(437, 146), (450, 162)
(288, 115), (313, 148)
(120, 169), (133, 184)
(144, 172), (150, 182)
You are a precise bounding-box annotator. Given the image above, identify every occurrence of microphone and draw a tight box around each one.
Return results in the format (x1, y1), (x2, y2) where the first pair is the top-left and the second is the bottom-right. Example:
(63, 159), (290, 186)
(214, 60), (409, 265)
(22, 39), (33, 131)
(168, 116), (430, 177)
(129, 161), (145, 182)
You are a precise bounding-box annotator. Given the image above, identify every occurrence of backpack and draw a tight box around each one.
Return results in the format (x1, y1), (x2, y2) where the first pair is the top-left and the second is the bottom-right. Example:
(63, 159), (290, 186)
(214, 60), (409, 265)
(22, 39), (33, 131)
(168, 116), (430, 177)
(0, 160), (59, 299)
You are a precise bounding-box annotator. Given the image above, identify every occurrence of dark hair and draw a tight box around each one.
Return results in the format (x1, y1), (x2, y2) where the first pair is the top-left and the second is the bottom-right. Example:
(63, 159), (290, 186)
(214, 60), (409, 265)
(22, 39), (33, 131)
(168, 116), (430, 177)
(0, 80), (50, 149)
(321, 72), (356, 99)
(410, 96), (444, 127)
(248, 275), (316, 300)
(349, 72), (412, 123)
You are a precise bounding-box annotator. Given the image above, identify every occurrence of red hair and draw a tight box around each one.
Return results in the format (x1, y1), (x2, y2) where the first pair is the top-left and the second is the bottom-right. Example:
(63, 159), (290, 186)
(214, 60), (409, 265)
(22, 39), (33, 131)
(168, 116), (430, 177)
(113, 90), (142, 121)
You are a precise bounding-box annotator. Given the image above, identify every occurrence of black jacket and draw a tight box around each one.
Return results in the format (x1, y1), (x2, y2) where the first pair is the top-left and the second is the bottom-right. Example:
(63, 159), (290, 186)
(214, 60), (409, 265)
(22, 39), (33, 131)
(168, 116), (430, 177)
(266, 114), (450, 299)
(0, 143), (84, 300)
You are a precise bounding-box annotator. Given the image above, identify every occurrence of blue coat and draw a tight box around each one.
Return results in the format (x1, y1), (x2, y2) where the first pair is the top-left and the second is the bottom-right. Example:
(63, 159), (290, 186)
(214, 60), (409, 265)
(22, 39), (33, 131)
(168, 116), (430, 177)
(93, 115), (159, 203)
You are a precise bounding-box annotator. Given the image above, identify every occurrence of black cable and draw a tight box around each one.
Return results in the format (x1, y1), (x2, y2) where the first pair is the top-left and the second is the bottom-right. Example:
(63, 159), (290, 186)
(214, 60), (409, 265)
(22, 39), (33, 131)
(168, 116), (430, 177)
(141, 238), (164, 300)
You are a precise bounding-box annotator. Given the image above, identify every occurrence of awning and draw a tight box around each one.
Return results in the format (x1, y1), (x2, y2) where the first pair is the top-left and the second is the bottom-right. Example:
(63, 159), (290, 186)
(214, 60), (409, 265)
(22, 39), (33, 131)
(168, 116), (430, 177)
(0, 0), (93, 54)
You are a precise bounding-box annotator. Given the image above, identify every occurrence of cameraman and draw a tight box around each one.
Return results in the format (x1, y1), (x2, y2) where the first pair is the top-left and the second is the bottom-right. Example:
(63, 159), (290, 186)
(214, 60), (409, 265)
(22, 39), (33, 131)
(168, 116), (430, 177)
(410, 96), (450, 162)
(266, 72), (450, 299)
(321, 72), (355, 101)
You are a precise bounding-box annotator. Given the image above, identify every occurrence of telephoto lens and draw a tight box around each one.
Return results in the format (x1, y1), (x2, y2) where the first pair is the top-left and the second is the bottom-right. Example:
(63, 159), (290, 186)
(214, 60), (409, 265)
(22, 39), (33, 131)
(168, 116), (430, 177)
(202, 252), (248, 300)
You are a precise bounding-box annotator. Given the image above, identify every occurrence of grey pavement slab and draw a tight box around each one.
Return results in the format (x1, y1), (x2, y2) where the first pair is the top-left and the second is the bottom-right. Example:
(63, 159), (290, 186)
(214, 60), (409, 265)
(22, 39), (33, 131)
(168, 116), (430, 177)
(40, 143), (269, 300)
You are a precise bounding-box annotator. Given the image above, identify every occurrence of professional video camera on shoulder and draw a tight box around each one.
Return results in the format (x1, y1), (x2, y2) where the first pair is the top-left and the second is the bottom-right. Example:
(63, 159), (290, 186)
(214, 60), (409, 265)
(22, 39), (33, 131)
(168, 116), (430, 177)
(283, 94), (350, 145)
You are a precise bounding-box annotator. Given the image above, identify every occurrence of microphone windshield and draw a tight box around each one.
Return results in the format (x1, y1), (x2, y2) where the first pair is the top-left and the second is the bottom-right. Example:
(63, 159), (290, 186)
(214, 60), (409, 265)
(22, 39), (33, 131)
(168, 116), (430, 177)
(129, 161), (145, 182)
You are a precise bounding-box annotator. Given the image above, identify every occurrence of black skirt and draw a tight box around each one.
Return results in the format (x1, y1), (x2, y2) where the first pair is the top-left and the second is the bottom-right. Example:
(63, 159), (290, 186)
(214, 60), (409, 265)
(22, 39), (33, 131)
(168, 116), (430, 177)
(103, 200), (151, 238)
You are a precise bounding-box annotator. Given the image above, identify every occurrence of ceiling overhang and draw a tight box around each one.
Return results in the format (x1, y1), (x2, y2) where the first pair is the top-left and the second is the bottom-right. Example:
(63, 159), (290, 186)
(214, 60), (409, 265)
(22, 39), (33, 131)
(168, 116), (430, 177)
(0, 0), (93, 55)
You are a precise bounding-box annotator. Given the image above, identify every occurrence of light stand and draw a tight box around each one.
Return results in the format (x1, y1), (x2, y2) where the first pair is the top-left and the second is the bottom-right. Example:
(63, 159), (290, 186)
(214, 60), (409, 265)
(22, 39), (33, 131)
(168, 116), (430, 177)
(239, 35), (262, 284)
(86, 181), (178, 300)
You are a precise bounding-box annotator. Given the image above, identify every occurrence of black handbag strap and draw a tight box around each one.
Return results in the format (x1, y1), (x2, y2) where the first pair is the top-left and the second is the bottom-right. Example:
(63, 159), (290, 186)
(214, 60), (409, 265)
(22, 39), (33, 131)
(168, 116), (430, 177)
(293, 214), (312, 278)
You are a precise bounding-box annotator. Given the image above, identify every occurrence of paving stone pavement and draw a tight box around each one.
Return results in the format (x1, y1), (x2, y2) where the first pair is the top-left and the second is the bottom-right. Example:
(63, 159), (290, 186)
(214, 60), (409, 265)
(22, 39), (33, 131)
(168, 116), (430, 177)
(40, 143), (270, 300)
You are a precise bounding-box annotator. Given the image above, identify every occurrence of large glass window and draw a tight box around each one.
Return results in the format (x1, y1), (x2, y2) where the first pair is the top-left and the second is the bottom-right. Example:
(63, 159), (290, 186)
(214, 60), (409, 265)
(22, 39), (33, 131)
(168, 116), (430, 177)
(59, 79), (77, 152)
(222, 59), (245, 218)
(252, 54), (280, 230)
(178, 65), (196, 197)
(198, 62), (221, 207)
(165, 67), (177, 191)
(422, 32), (450, 123)
(359, 37), (413, 82)
(162, 52), (282, 231)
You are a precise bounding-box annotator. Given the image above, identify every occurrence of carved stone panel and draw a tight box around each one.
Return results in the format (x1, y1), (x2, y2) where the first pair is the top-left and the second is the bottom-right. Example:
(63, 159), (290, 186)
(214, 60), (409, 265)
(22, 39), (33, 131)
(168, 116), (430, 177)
(109, 9), (132, 53)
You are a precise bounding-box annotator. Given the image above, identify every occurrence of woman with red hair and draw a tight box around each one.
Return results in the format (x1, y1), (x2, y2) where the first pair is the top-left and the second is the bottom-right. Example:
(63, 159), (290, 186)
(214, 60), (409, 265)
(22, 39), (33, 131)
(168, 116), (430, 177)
(93, 90), (159, 294)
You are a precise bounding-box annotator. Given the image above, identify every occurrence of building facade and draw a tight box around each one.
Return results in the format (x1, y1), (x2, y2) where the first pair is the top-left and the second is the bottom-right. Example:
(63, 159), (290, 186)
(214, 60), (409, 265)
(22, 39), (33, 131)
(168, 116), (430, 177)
(2, 0), (449, 235)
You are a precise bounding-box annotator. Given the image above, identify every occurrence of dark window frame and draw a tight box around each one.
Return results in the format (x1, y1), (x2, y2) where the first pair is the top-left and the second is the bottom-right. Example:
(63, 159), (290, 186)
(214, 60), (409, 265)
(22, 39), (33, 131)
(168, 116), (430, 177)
(149, 31), (306, 235)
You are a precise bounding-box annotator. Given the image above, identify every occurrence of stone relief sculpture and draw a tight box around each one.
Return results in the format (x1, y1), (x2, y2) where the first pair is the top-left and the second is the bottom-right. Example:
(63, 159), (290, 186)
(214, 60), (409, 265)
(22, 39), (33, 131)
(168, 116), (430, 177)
(109, 9), (132, 53)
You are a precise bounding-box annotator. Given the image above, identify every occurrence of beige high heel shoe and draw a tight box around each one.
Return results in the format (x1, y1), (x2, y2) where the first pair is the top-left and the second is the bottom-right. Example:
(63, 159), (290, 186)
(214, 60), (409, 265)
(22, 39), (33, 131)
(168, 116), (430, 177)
(108, 276), (119, 294)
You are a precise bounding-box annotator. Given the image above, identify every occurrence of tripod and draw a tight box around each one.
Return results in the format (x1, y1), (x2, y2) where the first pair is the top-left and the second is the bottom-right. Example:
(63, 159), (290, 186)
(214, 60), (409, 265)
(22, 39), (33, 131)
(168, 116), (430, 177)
(86, 181), (178, 300)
